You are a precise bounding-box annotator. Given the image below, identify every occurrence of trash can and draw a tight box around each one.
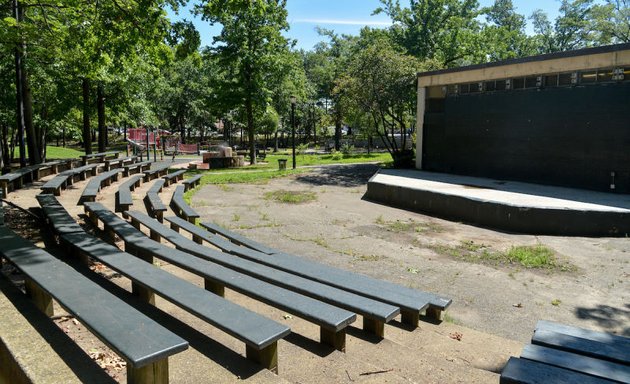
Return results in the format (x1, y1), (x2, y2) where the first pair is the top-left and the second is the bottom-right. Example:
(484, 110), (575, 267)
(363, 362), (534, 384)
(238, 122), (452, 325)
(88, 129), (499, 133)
(278, 159), (287, 170)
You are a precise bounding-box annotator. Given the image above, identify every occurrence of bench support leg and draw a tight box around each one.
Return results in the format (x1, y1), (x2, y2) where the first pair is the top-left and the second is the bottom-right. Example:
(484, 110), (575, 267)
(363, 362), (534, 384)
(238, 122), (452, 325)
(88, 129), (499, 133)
(246, 342), (278, 374)
(204, 279), (225, 297)
(192, 234), (202, 244)
(188, 217), (197, 225)
(132, 282), (155, 305)
(169, 223), (179, 233)
(149, 230), (161, 243)
(127, 358), (168, 384)
(400, 309), (419, 328)
(363, 318), (385, 338)
(156, 211), (164, 223)
(24, 278), (53, 317)
(321, 328), (346, 352)
(425, 307), (443, 322)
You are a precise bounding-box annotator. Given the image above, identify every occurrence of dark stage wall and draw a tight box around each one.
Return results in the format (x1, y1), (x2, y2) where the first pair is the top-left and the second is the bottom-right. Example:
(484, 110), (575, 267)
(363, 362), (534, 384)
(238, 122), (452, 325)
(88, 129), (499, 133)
(422, 82), (630, 193)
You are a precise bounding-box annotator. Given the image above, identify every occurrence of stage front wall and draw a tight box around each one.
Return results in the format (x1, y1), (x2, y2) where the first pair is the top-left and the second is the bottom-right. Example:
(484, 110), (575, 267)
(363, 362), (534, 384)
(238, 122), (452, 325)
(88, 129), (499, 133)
(422, 82), (630, 193)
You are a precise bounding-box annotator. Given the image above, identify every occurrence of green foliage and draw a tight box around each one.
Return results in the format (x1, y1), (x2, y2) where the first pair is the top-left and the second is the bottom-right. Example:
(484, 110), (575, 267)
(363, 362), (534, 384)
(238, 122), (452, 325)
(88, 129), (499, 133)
(506, 245), (556, 268)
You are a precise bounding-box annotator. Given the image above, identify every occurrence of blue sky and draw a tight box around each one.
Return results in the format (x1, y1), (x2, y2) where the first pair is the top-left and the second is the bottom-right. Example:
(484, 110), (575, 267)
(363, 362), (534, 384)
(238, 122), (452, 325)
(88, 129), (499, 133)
(169, 0), (568, 51)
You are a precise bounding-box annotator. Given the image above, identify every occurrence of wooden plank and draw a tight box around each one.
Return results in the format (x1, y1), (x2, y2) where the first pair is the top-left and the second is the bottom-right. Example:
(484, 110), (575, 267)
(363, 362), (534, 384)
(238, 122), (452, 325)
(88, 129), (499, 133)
(520, 344), (629, 382)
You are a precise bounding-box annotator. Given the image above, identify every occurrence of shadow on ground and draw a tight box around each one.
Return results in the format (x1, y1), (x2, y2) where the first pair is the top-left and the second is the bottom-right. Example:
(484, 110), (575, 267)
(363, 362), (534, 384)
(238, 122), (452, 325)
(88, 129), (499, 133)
(575, 304), (630, 336)
(295, 164), (380, 188)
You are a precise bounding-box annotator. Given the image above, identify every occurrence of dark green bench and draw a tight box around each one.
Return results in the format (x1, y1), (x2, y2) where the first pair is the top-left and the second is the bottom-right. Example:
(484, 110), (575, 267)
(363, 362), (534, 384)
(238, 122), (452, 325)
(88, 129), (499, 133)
(104, 156), (136, 171)
(78, 168), (121, 205)
(80, 151), (119, 165)
(0, 226), (188, 383)
(143, 164), (171, 182)
(123, 160), (152, 177)
(0, 160), (69, 196)
(143, 179), (167, 222)
(170, 185), (199, 224)
(36, 194), (84, 235)
(501, 320), (630, 383)
(40, 164), (99, 196)
(182, 174), (202, 191)
(115, 175), (143, 212)
(162, 170), (186, 187)
(123, 210), (400, 339)
(197, 219), (451, 325)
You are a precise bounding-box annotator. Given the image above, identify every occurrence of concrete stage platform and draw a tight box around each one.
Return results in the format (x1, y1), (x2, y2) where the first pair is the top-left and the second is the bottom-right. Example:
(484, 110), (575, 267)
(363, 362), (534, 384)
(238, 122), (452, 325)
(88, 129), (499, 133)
(365, 169), (630, 237)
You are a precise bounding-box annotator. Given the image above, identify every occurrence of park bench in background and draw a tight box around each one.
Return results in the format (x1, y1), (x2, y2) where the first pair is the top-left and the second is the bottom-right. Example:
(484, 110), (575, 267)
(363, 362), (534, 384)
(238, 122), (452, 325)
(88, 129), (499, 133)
(40, 164), (98, 196)
(197, 219), (451, 325)
(162, 170), (186, 187)
(123, 160), (152, 177)
(144, 179), (167, 222)
(182, 174), (202, 191)
(125, 210), (400, 339)
(78, 168), (121, 205)
(80, 151), (119, 165)
(104, 155), (136, 171)
(0, 160), (71, 196)
(170, 185), (199, 223)
(501, 320), (630, 384)
(0, 225), (189, 383)
(143, 163), (171, 182)
(115, 175), (143, 212)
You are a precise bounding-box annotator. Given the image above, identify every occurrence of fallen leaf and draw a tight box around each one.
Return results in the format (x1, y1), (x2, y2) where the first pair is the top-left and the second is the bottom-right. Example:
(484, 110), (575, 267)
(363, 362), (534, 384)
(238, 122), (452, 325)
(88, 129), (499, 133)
(512, 303), (523, 308)
(449, 332), (463, 341)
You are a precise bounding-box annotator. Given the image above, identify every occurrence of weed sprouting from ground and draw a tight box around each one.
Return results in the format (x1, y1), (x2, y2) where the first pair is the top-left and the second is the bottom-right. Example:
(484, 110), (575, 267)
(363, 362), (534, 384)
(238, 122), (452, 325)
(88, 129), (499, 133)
(374, 217), (443, 234)
(264, 190), (317, 204)
(427, 241), (575, 272)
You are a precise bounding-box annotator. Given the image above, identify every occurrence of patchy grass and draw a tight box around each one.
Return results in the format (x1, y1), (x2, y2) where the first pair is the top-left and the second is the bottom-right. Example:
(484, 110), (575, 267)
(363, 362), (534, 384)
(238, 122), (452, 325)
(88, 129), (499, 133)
(264, 190), (317, 204)
(216, 184), (234, 192)
(428, 241), (575, 272)
(353, 254), (384, 262)
(375, 217), (443, 234)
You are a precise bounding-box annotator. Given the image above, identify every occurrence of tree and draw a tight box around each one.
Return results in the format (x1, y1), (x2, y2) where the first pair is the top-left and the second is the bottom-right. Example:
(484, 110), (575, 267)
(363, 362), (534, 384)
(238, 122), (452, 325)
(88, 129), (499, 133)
(198, 0), (292, 165)
(591, 0), (630, 44)
(375, 0), (482, 67)
(338, 33), (423, 167)
(480, 0), (535, 60)
(530, 0), (596, 53)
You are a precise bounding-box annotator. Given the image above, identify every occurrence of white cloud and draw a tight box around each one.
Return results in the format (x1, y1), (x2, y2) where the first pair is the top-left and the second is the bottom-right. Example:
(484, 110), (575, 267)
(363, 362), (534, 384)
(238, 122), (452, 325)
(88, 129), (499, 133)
(293, 18), (392, 27)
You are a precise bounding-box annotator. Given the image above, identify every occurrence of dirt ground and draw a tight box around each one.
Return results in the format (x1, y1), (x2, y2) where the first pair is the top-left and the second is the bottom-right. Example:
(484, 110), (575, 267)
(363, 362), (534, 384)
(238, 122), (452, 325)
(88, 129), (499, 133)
(2, 162), (628, 383)
(190, 163), (630, 342)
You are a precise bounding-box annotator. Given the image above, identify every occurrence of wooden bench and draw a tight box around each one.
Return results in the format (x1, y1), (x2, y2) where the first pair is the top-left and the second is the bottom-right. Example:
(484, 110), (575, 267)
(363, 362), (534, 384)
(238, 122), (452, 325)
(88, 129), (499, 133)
(78, 168), (121, 205)
(501, 320), (629, 383)
(123, 160), (152, 177)
(125, 210), (400, 339)
(0, 160), (66, 196)
(115, 175), (143, 213)
(162, 170), (186, 187)
(170, 185), (199, 224)
(0, 226), (189, 383)
(104, 156), (136, 171)
(143, 164), (171, 182)
(80, 151), (119, 165)
(182, 174), (202, 191)
(144, 179), (167, 222)
(36, 194), (85, 235)
(81, 204), (366, 353)
(40, 164), (99, 196)
(79, 203), (291, 372)
(197, 219), (452, 325)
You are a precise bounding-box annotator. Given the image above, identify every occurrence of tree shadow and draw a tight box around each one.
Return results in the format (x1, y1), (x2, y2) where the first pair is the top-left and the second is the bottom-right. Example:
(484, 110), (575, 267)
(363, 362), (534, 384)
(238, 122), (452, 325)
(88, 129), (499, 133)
(575, 304), (630, 336)
(295, 164), (380, 188)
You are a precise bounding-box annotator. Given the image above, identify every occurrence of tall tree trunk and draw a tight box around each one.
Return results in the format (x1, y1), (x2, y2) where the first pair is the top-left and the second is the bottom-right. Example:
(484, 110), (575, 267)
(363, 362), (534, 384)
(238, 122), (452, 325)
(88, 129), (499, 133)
(82, 78), (92, 154)
(97, 83), (106, 152)
(245, 95), (256, 165)
(22, 65), (39, 165)
(334, 109), (342, 151)
(13, 0), (26, 167)
(0, 123), (8, 172)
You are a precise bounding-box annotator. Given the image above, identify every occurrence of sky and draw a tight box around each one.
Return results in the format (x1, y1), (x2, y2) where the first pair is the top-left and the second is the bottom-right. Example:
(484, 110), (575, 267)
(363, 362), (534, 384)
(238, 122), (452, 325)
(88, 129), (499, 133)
(168, 0), (567, 51)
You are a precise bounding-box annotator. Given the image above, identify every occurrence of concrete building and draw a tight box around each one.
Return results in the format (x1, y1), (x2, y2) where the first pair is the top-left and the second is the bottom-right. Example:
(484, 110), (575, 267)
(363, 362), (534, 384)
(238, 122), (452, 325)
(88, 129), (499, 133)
(416, 43), (630, 193)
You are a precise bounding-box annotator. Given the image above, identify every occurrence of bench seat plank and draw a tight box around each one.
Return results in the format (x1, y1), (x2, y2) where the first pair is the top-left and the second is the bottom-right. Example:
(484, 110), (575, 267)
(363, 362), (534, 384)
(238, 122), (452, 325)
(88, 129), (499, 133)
(199, 219), (450, 319)
(116, 175), (143, 212)
(0, 226), (188, 368)
(520, 344), (629, 383)
(118, 210), (399, 326)
(182, 175), (202, 191)
(170, 185), (199, 222)
(162, 170), (186, 187)
(36, 195), (84, 234)
(500, 356), (615, 384)
(61, 232), (292, 351)
(533, 320), (630, 365)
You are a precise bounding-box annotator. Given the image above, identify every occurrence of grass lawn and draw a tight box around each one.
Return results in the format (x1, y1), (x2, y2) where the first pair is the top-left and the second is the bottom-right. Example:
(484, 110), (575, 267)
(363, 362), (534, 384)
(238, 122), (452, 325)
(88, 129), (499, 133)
(45, 146), (85, 158)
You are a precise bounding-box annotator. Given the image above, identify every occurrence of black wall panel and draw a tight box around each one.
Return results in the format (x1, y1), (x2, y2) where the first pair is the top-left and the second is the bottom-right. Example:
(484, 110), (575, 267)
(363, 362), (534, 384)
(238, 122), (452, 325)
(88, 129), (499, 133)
(423, 82), (630, 193)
